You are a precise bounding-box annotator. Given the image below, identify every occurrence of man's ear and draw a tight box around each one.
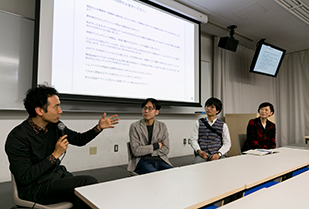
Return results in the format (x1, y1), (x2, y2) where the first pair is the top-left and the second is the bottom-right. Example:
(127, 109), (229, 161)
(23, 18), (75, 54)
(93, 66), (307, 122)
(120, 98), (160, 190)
(35, 107), (44, 116)
(155, 110), (159, 115)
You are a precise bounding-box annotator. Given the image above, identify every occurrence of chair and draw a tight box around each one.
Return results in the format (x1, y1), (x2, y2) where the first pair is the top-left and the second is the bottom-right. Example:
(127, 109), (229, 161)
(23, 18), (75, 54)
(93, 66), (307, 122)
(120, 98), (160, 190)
(11, 174), (73, 209)
(237, 134), (247, 155)
(126, 142), (139, 176)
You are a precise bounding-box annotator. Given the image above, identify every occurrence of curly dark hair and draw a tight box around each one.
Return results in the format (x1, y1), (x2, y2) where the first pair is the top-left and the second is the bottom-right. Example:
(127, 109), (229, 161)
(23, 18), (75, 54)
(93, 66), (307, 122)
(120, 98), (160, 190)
(23, 85), (59, 117)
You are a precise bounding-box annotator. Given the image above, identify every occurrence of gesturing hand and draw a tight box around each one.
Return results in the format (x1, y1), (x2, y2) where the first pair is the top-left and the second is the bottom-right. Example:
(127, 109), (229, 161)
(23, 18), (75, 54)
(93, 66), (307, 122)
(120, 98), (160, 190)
(97, 113), (119, 131)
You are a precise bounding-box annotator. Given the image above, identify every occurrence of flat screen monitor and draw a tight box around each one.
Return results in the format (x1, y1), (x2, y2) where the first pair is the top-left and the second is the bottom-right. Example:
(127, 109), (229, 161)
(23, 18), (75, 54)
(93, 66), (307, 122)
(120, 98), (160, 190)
(250, 41), (286, 77)
(33, 0), (201, 107)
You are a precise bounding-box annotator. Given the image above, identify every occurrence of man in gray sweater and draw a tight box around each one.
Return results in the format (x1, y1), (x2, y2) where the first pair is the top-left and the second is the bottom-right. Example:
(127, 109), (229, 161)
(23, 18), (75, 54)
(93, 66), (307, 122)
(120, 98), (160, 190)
(127, 98), (173, 174)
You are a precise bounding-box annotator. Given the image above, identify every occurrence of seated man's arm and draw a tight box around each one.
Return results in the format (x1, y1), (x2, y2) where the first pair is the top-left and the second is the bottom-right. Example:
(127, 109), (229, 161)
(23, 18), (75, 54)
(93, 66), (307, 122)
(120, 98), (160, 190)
(217, 123), (231, 155)
(129, 123), (154, 157)
(152, 123), (170, 157)
(190, 121), (208, 159)
(65, 114), (119, 146)
(190, 120), (200, 152)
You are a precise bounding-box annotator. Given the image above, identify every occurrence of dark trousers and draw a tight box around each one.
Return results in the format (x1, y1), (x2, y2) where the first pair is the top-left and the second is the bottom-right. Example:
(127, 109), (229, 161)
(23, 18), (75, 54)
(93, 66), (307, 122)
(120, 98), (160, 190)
(32, 175), (98, 208)
(134, 158), (173, 175)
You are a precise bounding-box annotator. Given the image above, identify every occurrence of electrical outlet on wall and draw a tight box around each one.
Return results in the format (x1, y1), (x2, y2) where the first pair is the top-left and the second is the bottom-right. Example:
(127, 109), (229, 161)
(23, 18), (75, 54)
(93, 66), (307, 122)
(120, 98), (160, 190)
(183, 138), (186, 145)
(114, 144), (118, 152)
(89, 147), (97, 155)
(188, 138), (191, 144)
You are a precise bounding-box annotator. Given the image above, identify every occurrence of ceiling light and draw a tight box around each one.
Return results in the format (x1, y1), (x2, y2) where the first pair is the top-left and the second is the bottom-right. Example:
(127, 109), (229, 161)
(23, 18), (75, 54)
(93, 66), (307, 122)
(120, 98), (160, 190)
(275, 0), (309, 25)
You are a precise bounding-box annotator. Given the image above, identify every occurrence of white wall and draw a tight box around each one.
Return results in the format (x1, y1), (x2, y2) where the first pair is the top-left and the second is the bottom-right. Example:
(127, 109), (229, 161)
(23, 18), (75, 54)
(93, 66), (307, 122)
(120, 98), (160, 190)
(0, 0), (214, 182)
(0, 0), (35, 19)
(0, 102), (209, 182)
(57, 113), (205, 171)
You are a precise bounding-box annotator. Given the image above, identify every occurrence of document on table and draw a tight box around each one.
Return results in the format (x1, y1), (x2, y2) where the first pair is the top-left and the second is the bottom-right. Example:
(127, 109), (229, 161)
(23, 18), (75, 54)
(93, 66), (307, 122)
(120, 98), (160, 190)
(243, 149), (278, 156)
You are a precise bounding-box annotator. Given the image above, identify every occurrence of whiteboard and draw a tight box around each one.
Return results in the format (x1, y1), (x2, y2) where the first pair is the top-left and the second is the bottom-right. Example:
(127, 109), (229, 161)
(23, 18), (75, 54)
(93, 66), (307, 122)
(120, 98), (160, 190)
(0, 11), (34, 110)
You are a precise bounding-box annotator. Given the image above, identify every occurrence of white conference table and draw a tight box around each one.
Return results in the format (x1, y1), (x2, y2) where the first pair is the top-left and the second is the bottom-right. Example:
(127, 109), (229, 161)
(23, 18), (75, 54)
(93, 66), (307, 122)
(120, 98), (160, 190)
(183, 147), (309, 191)
(219, 169), (309, 209)
(75, 147), (309, 209)
(75, 167), (245, 209)
(286, 142), (309, 150)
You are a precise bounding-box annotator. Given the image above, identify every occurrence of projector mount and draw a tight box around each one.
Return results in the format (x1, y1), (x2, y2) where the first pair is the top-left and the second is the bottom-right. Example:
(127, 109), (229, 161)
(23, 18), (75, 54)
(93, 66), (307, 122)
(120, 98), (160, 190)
(227, 25), (237, 38)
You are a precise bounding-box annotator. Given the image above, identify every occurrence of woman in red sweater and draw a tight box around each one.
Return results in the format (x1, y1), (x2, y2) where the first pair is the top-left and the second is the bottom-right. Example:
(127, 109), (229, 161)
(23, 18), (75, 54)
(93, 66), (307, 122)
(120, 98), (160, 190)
(242, 102), (276, 152)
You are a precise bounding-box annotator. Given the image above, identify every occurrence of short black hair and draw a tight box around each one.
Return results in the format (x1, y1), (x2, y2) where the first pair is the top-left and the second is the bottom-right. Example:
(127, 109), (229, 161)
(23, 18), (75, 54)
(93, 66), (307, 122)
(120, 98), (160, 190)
(205, 97), (222, 114)
(141, 98), (161, 110)
(258, 102), (274, 114)
(23, 85), (59, 117)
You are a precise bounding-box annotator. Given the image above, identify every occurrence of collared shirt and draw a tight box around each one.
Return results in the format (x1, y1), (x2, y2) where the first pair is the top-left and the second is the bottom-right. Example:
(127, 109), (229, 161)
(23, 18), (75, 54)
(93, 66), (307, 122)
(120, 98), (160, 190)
(190, 117), (231, 155)
(28, 118), (60, 163)
(27, 118), (101, 164)
(5, 118), (101, 200)
(28, 118), (57, 163)
(28, 117), (48, 134)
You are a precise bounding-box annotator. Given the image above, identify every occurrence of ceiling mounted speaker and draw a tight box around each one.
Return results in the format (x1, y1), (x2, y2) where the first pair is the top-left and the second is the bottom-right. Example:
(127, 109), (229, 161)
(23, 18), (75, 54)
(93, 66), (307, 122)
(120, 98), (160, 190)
(218, 37), (239, 52)
(218, 25), (239, 52)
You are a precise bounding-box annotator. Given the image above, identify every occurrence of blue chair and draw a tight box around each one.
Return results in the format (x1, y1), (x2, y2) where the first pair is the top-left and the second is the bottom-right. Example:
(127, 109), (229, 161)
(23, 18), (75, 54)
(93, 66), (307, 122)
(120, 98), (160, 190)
(292, 166), (309, 177)
(244, 181), (279, 196)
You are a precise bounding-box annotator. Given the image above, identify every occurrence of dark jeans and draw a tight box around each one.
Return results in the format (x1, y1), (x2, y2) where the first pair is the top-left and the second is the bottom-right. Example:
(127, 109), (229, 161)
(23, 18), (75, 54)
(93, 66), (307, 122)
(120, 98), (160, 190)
(32, 175), (98, 209)
(134, 158), (173, 175)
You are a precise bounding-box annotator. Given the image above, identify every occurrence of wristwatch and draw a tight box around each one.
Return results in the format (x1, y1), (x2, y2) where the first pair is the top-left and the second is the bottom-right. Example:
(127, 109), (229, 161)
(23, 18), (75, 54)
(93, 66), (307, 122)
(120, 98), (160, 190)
(217, 152), (222, 157)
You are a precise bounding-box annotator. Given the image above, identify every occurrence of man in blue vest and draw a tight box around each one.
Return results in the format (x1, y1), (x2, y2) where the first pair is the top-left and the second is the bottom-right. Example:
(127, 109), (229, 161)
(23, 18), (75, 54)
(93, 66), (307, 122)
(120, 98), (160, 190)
(190, 97), (231, 163)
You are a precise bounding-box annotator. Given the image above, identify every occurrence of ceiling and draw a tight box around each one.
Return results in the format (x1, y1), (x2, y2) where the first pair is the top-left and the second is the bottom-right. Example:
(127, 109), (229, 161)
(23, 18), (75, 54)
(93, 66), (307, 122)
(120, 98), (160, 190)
(175, 0), (309, 53)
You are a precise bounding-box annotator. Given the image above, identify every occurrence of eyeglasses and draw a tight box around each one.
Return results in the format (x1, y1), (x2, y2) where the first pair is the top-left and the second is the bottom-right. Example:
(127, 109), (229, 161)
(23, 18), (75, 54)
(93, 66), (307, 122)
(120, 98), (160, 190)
(142, 107), (155, 112)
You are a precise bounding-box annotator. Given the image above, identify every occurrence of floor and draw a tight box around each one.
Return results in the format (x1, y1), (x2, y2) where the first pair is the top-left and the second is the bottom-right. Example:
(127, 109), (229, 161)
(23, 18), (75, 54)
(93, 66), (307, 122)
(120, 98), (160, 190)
(0, 155), (194, 209)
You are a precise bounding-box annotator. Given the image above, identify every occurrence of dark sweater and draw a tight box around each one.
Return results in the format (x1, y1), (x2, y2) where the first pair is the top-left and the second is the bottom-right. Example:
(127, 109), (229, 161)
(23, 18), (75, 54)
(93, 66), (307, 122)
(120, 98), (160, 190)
(5, 119), (100, 199)
(242, 117), (276, 151)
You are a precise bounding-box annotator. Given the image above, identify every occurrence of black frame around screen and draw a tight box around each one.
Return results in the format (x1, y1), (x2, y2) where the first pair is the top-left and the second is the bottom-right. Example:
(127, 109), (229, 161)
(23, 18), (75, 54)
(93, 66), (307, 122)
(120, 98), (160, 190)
(32, 0), (202, 107)
(250, 41), (286, 77)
